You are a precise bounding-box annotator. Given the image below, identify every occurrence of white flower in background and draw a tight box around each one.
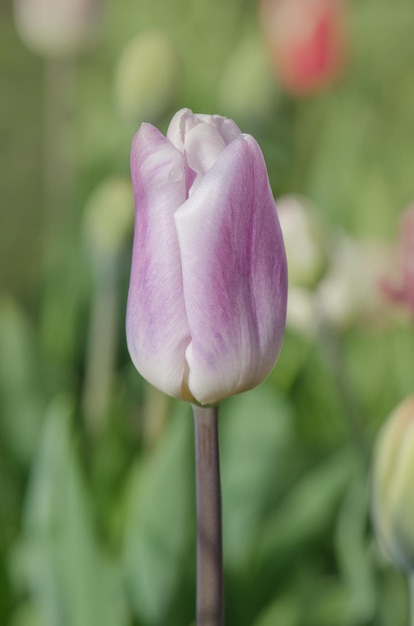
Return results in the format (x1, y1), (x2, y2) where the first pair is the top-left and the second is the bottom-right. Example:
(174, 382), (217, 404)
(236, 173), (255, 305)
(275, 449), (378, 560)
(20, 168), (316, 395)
(14, 0), (101, 57)
(277, 194), (326, 288)
(277, 193), (393, 336)
(316, 234), (393, 330)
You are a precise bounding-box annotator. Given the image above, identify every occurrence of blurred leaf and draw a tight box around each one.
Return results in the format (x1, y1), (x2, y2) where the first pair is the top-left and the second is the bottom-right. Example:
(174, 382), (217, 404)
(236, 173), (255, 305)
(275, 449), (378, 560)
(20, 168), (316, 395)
(12, 396), (127, 626)
(344, 325), (414, 430)
(0, 297), (44, 464)
(122, 402), (194, 626)
(220, 385), (293, 572)
(270, 330), (313, 391)
(335, 477), (376, 625)
(217, 30), (278, 121)
(377, 567), (408, 626)
(256, 447), (355, 571)
(253, 595), (299, 626)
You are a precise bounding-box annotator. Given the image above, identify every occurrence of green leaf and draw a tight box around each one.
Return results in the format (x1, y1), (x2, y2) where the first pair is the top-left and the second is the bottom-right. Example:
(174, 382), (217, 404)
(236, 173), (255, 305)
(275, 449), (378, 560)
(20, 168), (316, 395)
(220, 385), (293, 572)
(334, 478), (377, 625)
(122, 402), (194, 625)
(14, 396), (127, 626)
(253, 595), (299, 626)
(0, 298), (44, 465)
(256, 447), (355, 570)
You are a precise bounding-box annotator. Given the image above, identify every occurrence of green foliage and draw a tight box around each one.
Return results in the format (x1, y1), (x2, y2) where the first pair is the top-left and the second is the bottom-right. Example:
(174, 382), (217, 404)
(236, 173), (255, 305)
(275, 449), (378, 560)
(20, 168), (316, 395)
(122, 404), (194, 625)
(1, 0), (413, 623)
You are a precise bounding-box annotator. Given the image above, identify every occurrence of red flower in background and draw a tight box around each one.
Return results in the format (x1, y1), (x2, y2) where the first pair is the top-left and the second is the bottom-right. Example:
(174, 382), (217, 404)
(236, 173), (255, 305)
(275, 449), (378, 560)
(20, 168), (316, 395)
(259, 0), (347, 95)
(381, 208), (414, 314)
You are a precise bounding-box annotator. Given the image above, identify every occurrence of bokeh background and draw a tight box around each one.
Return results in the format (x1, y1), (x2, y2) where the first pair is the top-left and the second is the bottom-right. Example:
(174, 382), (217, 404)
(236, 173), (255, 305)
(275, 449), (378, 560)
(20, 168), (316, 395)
(1, 0), (414, 624)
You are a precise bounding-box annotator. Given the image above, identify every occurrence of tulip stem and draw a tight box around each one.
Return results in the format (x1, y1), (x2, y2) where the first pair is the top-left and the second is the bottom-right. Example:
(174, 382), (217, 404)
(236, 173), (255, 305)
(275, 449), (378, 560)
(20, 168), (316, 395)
(193, 404), (223, 626)
(409, 575), (414, 626)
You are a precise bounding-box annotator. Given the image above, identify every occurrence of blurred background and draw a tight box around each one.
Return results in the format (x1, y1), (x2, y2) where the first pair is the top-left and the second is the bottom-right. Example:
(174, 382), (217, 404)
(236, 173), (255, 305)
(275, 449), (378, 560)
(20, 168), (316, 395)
(1, 0), (414, 624)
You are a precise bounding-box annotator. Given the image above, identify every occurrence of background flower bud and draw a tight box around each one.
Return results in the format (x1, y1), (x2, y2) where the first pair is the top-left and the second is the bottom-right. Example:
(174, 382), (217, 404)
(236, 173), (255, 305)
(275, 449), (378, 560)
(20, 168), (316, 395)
(13, 0), (101, 57)
(83, 177), (133, 270)
(217, 32), (277, 121)
(381, 206), (414, 315)
(259, 0), (347, 95)
(316, 234), (392, 330)
(114, 31), (181, 125)
(126, 109), (287, 405)
(371, 396), (414, 572)
(277, 195), (327, 288)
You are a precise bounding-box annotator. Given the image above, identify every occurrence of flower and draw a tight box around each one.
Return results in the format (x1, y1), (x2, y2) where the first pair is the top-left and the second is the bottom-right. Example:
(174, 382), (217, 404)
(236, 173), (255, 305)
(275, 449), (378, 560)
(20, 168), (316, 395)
(114, 31), (181, 125)
(371, 396), (414, 572)
(126, 109), (287, 405)
(277, 195), (326, 288)
(380, 206), (414, 315)
(259, 0), (347, 95)
(13, 0), (100, 57)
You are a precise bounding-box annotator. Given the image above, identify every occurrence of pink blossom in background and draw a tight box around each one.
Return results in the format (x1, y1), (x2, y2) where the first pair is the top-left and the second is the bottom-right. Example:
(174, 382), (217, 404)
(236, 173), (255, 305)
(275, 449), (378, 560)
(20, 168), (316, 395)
(381, 207), (414, 314)
(259, 0), (347, 95)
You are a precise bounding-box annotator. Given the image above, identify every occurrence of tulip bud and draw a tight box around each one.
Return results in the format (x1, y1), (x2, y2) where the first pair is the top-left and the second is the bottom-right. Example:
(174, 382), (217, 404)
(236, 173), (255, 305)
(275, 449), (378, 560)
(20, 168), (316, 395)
(259, 0), (346, 95)
(217, 33), (276, 120)
(381, 206), (414, 315)
(13, 0), (100, 57)
(316, 234), (392, 330)
(277, 195), (326, 288)
(126, 109), (287, 405)
(371, 396), (414, 572)
(83, 177), (134, 269)
(114, 32), (181, 125)
(286, 286), (317, 338)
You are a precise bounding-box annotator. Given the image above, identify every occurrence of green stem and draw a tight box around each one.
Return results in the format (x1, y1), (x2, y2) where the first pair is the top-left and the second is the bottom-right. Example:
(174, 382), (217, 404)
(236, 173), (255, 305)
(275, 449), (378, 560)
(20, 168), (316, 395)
(317, 317), (370, 469)
(409, 575), (414, 626)
(193, 404), (223, 626)
(43, 57), (76, 249)
(82, 271), (118, 438)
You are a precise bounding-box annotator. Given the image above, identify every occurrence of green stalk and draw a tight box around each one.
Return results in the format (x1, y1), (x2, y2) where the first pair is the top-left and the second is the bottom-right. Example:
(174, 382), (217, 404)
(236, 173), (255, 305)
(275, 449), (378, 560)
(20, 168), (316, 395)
(192, 404), (223, 626)
(409, 575), (414, 626)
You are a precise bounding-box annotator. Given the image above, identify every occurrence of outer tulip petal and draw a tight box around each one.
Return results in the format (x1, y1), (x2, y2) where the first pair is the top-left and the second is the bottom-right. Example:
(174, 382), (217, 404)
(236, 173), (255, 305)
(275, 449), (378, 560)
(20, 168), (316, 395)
(126, 123), (192, 399)
(174, 135), (287, 404)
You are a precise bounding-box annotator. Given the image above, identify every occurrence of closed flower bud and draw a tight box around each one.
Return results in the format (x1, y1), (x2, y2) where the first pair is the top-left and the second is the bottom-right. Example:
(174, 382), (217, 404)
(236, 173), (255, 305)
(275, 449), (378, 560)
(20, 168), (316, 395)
(371, 396), (414, 572)
(217, 33), (276, 120)
(381, 206), (414, 315)
(277, 195), (326, 288)
(83, 177), (133, 267)
(13, 0), (100, 57)
(126, 109), (287, 405)
(316, 234), (391, 330)
(114, 32), (181, 125)
(259, 0), (346, 95)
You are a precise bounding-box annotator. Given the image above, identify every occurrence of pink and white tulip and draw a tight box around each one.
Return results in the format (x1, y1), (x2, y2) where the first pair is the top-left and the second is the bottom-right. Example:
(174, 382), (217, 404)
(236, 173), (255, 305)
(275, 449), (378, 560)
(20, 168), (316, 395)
(126, 109), (287, 405)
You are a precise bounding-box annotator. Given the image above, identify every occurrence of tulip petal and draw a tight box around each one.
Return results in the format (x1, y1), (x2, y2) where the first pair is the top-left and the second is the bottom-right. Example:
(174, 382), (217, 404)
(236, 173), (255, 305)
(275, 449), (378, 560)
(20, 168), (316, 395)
(174, 135), (287, 404)
(126, 123), (192, 399)
(184, 123), (227, 178)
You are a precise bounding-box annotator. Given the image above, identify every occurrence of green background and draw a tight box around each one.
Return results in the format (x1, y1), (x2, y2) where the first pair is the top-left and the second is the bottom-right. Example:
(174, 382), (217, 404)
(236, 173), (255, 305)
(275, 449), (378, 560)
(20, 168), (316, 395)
(1, 0), (414, 624)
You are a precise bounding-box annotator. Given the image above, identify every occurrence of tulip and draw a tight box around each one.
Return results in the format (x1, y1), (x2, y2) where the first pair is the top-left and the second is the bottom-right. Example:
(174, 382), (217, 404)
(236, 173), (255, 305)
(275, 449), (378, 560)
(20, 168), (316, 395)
(126, 108), (287, 405)
(114, 31), (181, 125)
(13, 0), (100, 57)
(371, 396), (414, 573)
(277, 194), (326, 288)
(259, 0), (347, 95)
(316, 235), (392, 331)
(381, 207), (414, 315)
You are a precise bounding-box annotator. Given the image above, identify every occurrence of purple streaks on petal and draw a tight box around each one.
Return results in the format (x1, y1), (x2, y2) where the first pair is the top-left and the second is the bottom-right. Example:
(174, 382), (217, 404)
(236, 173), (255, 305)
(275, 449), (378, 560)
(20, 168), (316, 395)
(174, 134), (287, 404)
(126, 123), (191, 399)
